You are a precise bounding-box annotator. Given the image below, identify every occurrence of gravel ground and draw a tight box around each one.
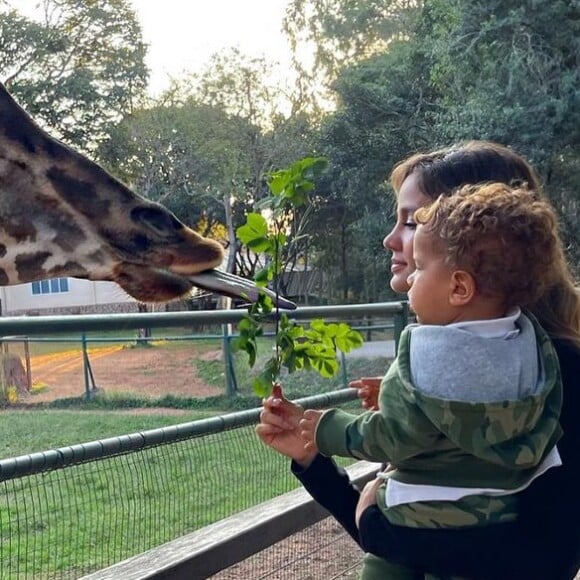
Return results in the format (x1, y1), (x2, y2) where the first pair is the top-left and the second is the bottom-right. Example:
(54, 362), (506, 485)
(211, 516), (579, 579)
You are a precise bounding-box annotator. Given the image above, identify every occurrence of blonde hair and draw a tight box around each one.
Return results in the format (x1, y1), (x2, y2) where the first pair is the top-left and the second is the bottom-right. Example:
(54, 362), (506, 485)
(392, 141), (580, 347)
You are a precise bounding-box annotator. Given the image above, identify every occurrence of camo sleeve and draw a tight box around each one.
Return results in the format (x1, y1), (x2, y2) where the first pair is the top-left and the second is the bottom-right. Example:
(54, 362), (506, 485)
(315, 358), (441, 463)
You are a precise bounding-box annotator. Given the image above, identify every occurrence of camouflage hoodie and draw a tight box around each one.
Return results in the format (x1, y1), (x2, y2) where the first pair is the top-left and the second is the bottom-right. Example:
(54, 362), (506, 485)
(315, 312), (562, 490)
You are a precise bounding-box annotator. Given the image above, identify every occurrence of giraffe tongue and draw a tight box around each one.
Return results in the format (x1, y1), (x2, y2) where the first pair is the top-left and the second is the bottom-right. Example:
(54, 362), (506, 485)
(188, 270), (296, 310)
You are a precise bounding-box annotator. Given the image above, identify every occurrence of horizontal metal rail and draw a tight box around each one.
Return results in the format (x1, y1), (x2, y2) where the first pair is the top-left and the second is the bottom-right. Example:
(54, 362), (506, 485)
(0, 389), (358, 482)
(0, 301), (405, 335)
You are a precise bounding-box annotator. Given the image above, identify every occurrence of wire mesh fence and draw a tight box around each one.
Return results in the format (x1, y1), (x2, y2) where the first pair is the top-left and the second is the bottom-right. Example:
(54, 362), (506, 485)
(0, 391), (364, 579)
(0, 303), (407, 579)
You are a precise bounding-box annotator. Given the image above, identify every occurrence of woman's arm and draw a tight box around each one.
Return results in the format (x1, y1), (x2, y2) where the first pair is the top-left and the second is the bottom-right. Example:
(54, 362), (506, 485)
(256, 386), (364, 544)
(291, 454), (362, 544)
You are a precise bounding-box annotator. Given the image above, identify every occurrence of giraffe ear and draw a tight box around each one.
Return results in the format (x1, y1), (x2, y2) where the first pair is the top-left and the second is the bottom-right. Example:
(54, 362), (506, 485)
(449, 270), (476, 306)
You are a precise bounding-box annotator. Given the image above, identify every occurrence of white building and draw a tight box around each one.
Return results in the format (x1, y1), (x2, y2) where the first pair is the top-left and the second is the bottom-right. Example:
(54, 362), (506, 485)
(0, 278), (136, 316)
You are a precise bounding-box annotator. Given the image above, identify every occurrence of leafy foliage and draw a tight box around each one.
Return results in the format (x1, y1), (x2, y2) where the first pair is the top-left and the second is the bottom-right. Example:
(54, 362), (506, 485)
(0, 0), (148, 151)
(233, 157), (363, 397)
(288, 0), (580, 284)
(100, 100), (255, 238)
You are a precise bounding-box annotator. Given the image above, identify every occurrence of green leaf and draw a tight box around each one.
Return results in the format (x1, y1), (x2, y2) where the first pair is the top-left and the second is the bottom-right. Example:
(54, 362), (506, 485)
(254, 266), (273, 284)
(236, 213), (269, 245)
(253, 376), (273, 398)
(230, 336), (246, 351)
(236, 157), (366, 394)
(312, 357), (339, 378)
(335, 329), (364, 353)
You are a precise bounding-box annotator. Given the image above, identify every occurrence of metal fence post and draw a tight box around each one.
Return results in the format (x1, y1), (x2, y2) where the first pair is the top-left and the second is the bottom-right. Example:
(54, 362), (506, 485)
(222, 324), (237, 397)
(81, 334), (99, 399)
(24, 337), (32, 392)
(393, 301), (409, 353)
(339, 351), (348, 387)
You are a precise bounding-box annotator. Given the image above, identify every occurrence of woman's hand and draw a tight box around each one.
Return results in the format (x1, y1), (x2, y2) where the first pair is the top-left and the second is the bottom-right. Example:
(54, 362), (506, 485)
(355, 476), (383, 528)
(349, 376), (382, 410)
(299, 409), (324, 453)
(256, 385), (318, 468)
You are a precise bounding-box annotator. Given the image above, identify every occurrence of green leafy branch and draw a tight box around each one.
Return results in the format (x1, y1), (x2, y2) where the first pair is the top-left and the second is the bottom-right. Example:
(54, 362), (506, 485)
(233, 157), (363, 397)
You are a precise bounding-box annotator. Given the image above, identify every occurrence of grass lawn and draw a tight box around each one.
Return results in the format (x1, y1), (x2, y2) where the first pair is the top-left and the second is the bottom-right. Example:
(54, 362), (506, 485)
(0, 409), (215, 459)
(0, 396), (368, 578)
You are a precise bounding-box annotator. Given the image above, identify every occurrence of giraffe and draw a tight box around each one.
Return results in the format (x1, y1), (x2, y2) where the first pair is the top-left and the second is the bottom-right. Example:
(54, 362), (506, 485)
(0, 82), (294, 309)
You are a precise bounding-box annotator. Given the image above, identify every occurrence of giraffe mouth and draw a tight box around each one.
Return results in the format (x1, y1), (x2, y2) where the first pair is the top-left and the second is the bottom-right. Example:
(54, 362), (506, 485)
(113, 264), (296, 309)
(188, 270), (296, 309)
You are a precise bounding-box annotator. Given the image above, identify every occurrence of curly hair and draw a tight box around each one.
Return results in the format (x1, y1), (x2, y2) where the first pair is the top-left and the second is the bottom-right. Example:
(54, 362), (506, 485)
(392, 140), (579, 346)
(414, 183), (566, 310)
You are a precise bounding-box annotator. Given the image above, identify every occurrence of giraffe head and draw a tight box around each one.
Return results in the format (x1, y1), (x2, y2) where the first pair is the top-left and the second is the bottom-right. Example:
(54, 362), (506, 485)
(0, 83), (294, 308)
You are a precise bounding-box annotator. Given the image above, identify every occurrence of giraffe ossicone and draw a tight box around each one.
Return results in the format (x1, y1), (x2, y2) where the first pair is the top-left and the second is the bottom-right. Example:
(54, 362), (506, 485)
(0, 83), (294, 309)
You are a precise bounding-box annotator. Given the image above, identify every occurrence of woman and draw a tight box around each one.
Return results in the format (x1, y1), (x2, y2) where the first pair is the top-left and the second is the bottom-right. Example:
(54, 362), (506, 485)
(257, 141), (580, 579)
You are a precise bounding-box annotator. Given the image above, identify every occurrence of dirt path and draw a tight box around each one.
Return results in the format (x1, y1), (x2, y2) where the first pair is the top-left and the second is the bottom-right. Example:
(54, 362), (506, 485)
(22, 343), (224, 403)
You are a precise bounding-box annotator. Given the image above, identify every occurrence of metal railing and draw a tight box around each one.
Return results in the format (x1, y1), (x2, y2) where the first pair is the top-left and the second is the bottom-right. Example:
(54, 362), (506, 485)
(0, 301), (407, 402)
(0, 301), (408, 579)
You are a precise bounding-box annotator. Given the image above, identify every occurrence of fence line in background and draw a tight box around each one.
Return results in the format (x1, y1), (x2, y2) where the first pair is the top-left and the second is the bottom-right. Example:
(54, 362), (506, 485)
(0, 301), (408, 401)
(0, 302), (406, 335)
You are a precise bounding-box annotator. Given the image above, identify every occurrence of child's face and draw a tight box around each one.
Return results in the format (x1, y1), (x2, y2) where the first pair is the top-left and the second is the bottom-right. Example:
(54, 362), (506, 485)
(406, 226), (455, 325)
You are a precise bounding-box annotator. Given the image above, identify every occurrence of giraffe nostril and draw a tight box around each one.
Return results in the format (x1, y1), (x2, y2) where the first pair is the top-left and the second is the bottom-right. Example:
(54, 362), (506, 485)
(130, 234), (151, 252)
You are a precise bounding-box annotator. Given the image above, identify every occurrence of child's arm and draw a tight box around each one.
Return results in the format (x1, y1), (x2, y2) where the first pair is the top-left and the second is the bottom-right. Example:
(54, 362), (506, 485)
(314, 390), (438, 464)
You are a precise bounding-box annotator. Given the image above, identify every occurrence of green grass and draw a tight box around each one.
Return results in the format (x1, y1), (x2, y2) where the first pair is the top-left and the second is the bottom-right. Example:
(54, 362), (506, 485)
(0, 409), (214, 459)
(0, 420), (298, 577)
(0, 403), (363, 579)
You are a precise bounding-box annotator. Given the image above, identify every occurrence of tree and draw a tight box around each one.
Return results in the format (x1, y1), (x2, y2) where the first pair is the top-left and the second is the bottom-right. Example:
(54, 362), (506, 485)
(102, 47), (319, 289)
(0, 0), (148, 151)
(296, 0), (580, 300)
(420, 0), (580, 270)
(100, 98), (255, 256)
(309, 40), (433, 302)
(283, 0), (422, 112)
(423, 0), (580, 166)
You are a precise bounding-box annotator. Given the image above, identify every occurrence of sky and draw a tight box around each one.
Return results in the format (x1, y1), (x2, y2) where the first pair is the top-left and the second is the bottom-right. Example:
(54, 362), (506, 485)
(129, 0), (293, 96)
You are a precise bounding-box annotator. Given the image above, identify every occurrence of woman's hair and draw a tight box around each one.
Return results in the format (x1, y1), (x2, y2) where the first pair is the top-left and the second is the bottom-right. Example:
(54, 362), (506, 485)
(415, 183), (566, 310)
(391, 140), (580, 346)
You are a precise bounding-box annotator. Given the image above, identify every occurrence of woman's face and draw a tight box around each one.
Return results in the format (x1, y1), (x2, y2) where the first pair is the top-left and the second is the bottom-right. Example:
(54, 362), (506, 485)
(383, 173), (432, 294)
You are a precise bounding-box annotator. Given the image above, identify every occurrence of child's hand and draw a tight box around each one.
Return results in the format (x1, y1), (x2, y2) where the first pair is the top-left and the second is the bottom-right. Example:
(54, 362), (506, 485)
(299, 409), (323, 453)
(349, 376), (381, 410)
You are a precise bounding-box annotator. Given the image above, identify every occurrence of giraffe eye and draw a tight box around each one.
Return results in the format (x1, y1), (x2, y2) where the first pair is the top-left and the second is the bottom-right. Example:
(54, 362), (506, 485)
(131, 206), (182, 237)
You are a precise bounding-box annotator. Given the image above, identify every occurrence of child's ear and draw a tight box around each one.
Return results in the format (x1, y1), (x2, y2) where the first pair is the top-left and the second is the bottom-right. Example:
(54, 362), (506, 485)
(449, 270), (476, 306)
